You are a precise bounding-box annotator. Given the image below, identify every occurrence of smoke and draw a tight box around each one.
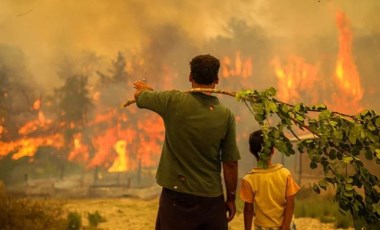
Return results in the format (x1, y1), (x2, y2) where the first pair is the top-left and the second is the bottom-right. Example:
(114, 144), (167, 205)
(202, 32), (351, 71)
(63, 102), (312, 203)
(0, 0), (379, 101)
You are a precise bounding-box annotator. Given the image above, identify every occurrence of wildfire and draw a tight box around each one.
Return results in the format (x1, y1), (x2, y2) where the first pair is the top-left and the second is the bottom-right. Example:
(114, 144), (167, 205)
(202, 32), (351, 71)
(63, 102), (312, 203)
(221, 51), (253, 81)
(331, 11), (363, 113)
(272, 11), (363, 114)
(0, 134), (64, 160)
(271, 55), (320, 104)
(0, 10), (367, 176)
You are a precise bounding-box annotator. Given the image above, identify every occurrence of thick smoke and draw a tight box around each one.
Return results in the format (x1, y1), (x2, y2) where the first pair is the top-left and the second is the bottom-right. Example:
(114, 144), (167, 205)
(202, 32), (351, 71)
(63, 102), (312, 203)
(1, 0), (379, 89)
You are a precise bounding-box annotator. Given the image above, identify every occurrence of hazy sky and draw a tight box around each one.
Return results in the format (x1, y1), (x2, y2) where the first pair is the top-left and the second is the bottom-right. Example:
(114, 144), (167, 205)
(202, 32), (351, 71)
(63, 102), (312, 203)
(1, 0), (380, 87)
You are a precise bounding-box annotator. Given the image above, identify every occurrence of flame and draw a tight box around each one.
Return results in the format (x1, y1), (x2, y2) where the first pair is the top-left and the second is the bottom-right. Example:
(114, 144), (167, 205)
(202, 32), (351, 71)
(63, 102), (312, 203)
(330, 11), (363, 113)
(68, 133), (89, 162)
(221, 51), (253, 80)
(273, 11), (363, 114)
(272, 55), (320, 104)
(108, 140), (129, 172)
(32, 99), (41, 110)
(136, 114), (164, 168)
(0, 134), (64, 160)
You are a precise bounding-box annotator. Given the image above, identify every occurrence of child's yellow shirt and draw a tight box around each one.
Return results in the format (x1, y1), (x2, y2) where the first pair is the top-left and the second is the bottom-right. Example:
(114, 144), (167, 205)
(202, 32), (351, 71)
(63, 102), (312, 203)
(240, 163), (300, 228)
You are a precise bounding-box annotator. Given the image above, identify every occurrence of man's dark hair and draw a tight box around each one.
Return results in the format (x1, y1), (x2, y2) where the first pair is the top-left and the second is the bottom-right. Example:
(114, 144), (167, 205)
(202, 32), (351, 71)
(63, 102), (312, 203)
(190, 54), (220, 85)
(249, 130), (264, 160)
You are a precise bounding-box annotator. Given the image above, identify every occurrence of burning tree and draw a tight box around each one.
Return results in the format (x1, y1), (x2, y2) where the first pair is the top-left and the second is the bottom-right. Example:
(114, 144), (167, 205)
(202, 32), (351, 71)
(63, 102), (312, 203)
(54, 57), (94, 179)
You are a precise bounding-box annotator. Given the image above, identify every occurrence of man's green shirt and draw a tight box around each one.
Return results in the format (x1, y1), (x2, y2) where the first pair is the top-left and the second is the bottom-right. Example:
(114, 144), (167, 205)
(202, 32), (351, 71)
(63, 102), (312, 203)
(136, 90), (240, 197)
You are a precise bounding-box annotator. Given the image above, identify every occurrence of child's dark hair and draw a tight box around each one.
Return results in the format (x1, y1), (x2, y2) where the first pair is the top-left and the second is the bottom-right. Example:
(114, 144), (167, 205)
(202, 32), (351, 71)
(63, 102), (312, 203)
(249, 130), (264, 160)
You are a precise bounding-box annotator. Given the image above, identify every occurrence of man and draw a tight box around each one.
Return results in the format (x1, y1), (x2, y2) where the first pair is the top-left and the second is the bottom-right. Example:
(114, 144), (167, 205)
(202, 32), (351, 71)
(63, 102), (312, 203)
(133, 54), (240, 230)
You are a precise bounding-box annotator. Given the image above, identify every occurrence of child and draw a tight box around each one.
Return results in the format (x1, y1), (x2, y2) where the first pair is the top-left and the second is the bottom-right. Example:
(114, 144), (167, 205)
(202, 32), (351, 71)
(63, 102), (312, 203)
(240, 130), (300, 230)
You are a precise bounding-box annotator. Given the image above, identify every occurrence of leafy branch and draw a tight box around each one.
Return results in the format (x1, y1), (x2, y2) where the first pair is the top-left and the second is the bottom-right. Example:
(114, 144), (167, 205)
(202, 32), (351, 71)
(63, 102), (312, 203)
(235, 87), (380, 226)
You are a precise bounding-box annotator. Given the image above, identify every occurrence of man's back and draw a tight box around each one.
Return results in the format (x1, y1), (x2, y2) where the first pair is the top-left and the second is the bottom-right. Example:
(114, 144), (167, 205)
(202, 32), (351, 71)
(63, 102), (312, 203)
(136, 89), (239, 197)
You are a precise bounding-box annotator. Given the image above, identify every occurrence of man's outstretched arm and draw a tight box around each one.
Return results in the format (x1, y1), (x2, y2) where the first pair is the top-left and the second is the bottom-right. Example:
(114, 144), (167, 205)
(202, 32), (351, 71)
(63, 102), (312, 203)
(133, 80), (153, 99)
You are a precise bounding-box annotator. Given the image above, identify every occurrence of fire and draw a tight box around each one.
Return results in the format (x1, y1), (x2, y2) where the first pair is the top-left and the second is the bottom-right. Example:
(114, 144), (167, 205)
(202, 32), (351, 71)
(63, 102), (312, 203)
(271, 55), (320, 104)
(331, 11), (363, 113)
(221, 51), (253, 80)
(272, 11), (363, 114)
(108, 140), (129, 172)
(32, 99), (41, 110)
(0, 134), (64, 160)
(0, 10), (367, 176)
(68, 133), (89, 162)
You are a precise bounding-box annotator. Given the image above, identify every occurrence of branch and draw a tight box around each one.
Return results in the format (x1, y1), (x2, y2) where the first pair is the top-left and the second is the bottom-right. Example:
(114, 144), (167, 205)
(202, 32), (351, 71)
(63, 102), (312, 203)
(121, 88), (237, 108)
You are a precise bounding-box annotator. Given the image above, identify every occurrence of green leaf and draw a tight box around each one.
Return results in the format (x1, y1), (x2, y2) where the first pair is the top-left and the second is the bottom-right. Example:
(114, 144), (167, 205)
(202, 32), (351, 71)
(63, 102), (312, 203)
(266, 87), (277, 96)
(343, 156), (353, 164)
(343, 189), (354, 197)
(293, 103), (302, 113)
(375, 117), (380, 127)
(313, 183), (321, 194)
(319, 110), (331, 120)
(252, 103), (264, 114)
(254, 114), (265, 123)
(310, 162), (318, 169)
(333, 130), (344, 140)
(376, 204), (380, 215)
(329, 120), (338, 126)
(312, 104), (327, 111)
(319, 179), (328, 189)
(280, 104), (290, 113)
(296, 114), (305, 122)
(257, 161), (266, 168)
(367, 121), (376, 131)
(268, 101), (278, 113)
(328, 149), (337, 160)
(349, 128), (357, 144)
(376, 149), (380, 160)
(365, 149), (373, 161)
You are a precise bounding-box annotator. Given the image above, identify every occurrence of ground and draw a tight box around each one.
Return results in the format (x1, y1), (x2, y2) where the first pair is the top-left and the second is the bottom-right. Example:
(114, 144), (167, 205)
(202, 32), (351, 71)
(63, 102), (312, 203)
(63, 197), (353, 230)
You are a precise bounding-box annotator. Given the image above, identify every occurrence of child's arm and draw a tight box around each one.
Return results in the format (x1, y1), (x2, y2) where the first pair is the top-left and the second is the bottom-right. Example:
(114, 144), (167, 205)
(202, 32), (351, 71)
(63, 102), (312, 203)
(280, 194), (295, 230)
(244, 202), (254, 230)
(240, 179), (255, 230)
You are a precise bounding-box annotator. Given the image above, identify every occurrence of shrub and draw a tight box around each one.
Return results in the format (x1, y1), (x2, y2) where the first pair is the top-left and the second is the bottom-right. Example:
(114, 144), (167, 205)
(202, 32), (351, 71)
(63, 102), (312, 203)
(0, 182), (66, 230)
(87, 210), (106, 228)
(295, 186), (354, 229)
(66, 212), (82, 230)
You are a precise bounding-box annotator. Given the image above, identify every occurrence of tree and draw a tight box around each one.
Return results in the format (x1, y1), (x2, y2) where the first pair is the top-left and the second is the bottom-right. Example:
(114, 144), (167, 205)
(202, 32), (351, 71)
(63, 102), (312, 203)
(55, 67), (94, 179)
(97, 52), (129, 85)
(235, 87), (380, 228)
(96, 52), (132, 108)
(0, 45), (35, 141)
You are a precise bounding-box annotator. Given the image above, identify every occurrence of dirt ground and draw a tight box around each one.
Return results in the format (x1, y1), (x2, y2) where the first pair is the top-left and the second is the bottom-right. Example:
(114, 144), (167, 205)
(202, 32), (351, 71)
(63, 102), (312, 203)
(63, 197), (351, 230)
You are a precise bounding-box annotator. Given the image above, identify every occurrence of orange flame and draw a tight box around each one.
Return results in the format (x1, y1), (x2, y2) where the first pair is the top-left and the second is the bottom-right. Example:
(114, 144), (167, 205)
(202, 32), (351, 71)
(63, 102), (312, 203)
(68, 133), (89, 162)
(330, 11), (363, 113)
(108, 140), (129, 172)
(0, 134), (64, 160)
(221, 51), (253, 80)
(272, 55), (320, 104)
(273, 11), (363, 114)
